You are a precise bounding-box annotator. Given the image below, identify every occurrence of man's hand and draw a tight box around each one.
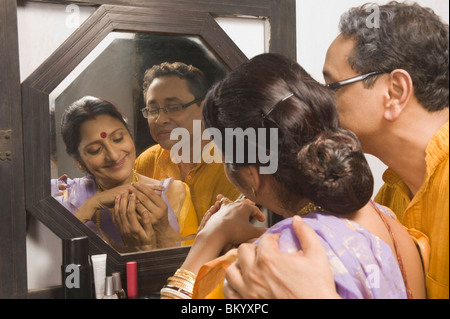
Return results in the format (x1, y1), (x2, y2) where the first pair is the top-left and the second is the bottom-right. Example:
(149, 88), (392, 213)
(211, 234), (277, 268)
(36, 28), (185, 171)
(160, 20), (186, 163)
(223, 215), (340, 299)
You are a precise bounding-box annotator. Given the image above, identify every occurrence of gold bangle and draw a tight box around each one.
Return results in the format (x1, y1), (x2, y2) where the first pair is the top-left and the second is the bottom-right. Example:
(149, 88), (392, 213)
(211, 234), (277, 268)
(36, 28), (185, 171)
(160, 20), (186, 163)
(168, 275), (195, 286)
(167, 277), (194, 289)
(164, 285), (193, 298)
(162, 268), (196, 299)
(167, 281), (194, 292)
(160, 287), (191, 299)
(174, 268), (197, 281)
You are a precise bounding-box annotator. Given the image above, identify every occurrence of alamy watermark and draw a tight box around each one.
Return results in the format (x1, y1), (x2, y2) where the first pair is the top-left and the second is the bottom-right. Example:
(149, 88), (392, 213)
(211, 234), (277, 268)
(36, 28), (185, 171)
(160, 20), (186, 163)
(169, 120), (279, 174)
(365, 4), (380, 29)
(64, 264), (81, 289)
(65, 4), (81, 29)
(365, 264), (381, 289)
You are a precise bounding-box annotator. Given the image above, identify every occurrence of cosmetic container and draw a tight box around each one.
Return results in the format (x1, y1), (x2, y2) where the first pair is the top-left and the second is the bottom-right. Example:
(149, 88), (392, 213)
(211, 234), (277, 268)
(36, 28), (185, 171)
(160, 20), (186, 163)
(102, 276), (119, 299)
(112, 272), (127, 299)
(61, 236), (92, 299)
(91, 254), (107, 299)
(126, 261), (138, 298)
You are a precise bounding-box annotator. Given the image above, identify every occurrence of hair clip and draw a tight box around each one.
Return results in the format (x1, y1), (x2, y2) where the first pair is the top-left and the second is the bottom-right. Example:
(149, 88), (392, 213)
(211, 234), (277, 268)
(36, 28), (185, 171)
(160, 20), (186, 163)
(261, 93), (294, 127)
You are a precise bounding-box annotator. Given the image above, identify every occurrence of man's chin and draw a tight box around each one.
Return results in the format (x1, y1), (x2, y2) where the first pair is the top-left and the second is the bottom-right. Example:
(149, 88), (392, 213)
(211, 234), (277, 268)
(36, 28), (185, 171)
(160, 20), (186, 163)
(157, 139), (178, 151)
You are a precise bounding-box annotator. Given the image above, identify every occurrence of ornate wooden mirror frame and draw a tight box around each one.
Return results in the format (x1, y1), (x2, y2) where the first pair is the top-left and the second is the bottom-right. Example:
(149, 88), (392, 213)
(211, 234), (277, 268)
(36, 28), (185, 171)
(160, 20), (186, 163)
(0, 0), (296, 298)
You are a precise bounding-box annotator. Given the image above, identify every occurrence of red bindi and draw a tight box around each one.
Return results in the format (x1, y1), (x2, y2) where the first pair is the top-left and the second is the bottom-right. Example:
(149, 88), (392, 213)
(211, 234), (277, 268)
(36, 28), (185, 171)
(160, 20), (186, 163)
(100, 132), (107, 138)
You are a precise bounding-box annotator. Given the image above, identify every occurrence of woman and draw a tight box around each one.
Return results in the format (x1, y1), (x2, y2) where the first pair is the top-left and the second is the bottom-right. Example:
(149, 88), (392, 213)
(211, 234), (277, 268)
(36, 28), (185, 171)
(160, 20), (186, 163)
(160, 53), (426, 299)
(51, 96), (198, 252)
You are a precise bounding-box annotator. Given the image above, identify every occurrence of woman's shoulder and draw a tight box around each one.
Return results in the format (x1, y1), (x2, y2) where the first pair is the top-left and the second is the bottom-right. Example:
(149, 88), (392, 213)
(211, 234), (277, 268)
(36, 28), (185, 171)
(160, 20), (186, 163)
(136, 175), (187, 198)
(371, 204), (427, 298)
(168, 179), (188, 192)
(136, 174), (161, 185)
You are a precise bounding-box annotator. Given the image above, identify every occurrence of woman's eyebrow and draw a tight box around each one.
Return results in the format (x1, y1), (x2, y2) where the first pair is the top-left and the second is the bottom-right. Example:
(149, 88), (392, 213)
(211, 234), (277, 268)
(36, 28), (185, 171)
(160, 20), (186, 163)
(83, 128), (124, 147)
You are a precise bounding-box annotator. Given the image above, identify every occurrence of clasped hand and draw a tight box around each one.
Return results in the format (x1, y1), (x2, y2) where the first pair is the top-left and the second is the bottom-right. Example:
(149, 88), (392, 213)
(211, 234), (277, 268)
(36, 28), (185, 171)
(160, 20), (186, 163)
(198, 195), (267, 254)
(113, 182), (172, 250)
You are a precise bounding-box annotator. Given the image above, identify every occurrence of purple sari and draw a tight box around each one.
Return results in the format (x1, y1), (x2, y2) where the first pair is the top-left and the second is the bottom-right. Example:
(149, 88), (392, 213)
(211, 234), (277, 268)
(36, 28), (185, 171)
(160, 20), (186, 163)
(253, 203), (407, 299)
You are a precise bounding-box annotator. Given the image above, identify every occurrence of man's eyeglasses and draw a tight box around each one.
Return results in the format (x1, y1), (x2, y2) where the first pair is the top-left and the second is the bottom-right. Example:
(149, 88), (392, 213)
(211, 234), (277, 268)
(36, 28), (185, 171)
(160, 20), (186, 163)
(141, 97), (202, 119)
(326, 71), (384, 90)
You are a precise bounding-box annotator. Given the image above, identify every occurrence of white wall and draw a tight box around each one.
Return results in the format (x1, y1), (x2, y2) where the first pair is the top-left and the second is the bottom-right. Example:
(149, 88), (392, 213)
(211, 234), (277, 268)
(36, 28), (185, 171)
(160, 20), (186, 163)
(18, 0), (449, 290)
(18, 2), (96, 290)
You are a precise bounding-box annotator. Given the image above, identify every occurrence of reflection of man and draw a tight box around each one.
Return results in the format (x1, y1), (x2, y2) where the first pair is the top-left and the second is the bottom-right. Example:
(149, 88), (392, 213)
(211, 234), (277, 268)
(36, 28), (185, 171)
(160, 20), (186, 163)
(135, 62), (240, 221)
(224, 2), (448, 299)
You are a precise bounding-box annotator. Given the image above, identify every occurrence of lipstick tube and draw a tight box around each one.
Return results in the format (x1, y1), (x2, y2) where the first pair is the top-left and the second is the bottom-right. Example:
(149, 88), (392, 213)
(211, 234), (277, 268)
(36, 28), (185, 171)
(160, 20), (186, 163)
(126, 261), (138, 298)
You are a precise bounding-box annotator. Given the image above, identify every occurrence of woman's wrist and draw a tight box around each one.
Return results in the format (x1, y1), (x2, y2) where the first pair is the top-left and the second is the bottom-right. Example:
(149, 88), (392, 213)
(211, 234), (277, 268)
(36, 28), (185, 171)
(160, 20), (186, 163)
(156, 226), (180, 248)
(181, 230), (227, 275)
(74, 197), (99, 223)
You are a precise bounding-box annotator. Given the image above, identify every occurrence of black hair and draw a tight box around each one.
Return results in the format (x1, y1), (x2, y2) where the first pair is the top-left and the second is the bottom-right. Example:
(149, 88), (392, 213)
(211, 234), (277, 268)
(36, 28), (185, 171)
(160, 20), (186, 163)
(61, 96), (130, 158)
(339, 1), (449, 111)
(203, 53), (373, 214)
(142, 62), (209, 102)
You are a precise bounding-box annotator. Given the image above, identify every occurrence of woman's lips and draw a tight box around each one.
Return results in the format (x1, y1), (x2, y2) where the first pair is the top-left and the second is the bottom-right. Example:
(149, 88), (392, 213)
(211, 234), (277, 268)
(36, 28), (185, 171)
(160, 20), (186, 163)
(110, 158), (125, 170)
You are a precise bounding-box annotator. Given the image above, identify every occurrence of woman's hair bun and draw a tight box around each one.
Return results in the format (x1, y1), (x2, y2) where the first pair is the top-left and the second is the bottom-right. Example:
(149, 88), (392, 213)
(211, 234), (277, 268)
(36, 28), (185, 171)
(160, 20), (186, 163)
(296, 129), (373, 214)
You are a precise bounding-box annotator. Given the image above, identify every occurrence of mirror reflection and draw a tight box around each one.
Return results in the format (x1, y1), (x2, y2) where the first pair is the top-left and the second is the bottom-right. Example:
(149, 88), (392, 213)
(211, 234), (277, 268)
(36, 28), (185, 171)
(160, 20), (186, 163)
(49, 32), (233, 253)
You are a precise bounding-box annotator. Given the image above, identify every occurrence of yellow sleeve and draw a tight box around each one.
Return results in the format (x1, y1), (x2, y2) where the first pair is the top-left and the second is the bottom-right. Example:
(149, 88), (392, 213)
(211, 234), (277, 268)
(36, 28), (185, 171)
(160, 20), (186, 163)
(178, 183), (199, 245)
(135, 146), (158, 178)
(192, 249), (238, 299)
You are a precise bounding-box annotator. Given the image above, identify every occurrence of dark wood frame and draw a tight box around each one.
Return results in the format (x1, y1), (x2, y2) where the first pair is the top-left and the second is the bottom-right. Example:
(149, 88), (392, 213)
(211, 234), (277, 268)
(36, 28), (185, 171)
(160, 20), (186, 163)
(0, 0), (296, 298)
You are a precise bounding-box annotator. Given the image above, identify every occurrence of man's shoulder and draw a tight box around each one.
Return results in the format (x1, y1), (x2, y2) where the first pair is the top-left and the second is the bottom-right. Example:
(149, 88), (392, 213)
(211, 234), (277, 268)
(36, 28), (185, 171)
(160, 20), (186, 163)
(135, 144), (165, 171)
(137, 144), (164, 160)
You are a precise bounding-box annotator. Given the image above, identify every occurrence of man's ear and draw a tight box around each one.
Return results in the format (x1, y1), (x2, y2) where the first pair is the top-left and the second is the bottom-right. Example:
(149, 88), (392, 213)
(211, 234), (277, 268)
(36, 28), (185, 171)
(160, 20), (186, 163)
(383, 69), (413, 121)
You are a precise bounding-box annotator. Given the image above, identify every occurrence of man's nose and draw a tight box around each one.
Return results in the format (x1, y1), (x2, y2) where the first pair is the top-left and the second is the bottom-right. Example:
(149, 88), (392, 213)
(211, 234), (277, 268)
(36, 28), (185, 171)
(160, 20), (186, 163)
(154, 109), (170, 124)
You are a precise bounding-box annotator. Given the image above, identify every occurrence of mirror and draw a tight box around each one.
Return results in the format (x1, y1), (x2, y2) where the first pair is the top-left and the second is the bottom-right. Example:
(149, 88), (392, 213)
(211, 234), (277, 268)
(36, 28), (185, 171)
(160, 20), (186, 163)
(22, 4), (248, 294)
(0, 0), (296, 298)
(49, 30), (228, 252)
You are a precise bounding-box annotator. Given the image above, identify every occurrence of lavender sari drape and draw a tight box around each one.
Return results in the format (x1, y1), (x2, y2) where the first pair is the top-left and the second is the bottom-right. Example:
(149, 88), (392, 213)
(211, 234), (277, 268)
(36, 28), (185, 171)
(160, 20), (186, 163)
(254, 203), (407, 299)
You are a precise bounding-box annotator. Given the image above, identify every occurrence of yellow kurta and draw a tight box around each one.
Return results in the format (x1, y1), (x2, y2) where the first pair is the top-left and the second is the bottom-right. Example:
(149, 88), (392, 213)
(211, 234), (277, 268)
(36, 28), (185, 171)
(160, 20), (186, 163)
(375, 122), (449, 299)
(135, 144), (241, 222)
(167, 181), (198, 246)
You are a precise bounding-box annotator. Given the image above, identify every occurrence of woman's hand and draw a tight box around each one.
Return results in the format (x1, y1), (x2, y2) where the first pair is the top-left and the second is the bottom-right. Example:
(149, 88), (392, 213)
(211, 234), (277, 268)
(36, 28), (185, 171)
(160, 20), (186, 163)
(113, 190), (157, 251)
(197, 194), (225, 233)
(112, 182), (181, 250)
(199, 196), (266, 249)
(131, 182), (168, 233)
(180, 196), (266, 275)
(74, 184), (130, 223)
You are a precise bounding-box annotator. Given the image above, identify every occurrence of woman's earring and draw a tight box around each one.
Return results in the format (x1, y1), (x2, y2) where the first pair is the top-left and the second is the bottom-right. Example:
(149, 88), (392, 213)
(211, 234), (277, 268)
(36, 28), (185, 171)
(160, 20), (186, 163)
(251, 187), (257, 197)
(77, 163), (86, 173)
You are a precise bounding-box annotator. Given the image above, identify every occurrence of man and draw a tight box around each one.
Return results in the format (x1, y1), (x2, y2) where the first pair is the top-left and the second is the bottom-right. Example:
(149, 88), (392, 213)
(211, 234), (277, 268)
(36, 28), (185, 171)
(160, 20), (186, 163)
(135, 62), (240, 222)
(224, 2), (448, 299)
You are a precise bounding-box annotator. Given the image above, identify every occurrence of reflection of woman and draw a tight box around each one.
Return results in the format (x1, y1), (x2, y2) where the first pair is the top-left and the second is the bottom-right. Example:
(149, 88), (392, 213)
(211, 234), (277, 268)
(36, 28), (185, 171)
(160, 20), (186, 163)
(161, 53), (426, 299)
(51, 96), (198, 252)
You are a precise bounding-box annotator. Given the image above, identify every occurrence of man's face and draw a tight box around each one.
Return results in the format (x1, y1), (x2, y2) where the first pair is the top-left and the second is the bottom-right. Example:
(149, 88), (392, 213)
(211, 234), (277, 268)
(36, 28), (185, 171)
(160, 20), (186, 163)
(145, 75), (203, 151)
(323, 34), (386, 151)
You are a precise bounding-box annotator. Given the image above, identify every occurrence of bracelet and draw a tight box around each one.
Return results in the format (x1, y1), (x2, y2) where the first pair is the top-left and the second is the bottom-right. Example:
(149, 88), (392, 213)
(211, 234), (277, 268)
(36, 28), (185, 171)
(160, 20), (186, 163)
(167, 277), (194, 291)
(164, 285), (193, 298)
(160, 268), (197, 299)
(160, 287), (192, 299)
(174, 268), (196, 283)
